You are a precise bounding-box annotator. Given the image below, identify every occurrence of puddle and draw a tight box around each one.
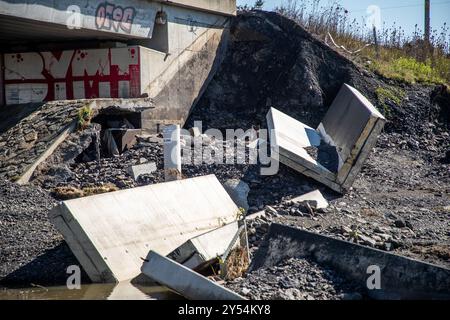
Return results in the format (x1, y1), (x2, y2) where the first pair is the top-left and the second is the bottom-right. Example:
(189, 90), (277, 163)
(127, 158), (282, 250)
(0, 281), (181, 300)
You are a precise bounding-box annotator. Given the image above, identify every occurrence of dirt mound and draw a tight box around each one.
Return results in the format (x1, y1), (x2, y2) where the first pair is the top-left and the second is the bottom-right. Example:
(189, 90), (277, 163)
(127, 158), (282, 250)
(188, 10), (449, 162)
(187, 11), (375, 130)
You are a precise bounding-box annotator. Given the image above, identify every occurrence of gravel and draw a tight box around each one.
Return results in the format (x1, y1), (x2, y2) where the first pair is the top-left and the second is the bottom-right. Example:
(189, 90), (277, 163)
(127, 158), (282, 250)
(0, 179), (85, 287)
(226, 257), (364, 300)
(0, 11), (449, 293)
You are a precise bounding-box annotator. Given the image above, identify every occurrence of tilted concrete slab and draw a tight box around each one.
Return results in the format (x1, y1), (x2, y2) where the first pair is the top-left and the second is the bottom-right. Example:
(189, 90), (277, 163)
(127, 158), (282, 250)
(141, 251), (245, 300)
(168, 221), (239, 269)
(319, 84), (386, 188)
(49, 174), (239, 283)
(251, 223), (450, 300)
(267, 84), (386, 193)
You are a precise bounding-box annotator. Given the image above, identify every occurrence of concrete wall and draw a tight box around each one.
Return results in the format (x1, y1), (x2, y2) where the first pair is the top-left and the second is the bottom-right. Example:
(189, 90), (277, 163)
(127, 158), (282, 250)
(4, 46), (142, 104)
(1, 3), (232, 132)
(139, 4), (230, 131)
(158, 0), (237, 16)
(0, 0), (160, 39)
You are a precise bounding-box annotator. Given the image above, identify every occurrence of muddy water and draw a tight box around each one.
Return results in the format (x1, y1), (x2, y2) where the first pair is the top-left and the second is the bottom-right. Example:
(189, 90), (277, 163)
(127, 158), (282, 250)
(0, 281), (181, 300)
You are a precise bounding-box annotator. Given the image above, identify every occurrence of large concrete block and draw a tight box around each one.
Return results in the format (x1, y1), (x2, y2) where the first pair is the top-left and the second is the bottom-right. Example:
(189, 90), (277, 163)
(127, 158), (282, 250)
(267, 84), (386, 193)
(49, 174), (239, 283)
(168, 221), (239, 269)
(251, 223), (450, 300)
(141, 251), (245, 300)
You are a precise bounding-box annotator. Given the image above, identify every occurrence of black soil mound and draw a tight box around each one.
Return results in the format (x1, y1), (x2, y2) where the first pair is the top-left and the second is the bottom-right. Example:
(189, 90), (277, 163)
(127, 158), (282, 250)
(187, 11), (375, 130)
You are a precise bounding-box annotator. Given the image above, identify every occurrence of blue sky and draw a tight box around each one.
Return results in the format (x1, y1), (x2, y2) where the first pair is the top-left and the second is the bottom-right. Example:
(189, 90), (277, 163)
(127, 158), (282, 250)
(237, 0), (450, 36)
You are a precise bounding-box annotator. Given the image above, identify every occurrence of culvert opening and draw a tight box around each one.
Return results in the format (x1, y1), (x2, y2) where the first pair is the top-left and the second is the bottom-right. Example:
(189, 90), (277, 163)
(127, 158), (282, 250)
(90, 108), (143, 158)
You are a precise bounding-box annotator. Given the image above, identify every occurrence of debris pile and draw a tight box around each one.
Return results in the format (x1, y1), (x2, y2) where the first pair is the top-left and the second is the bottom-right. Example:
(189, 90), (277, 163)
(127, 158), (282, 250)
(0, 101), (83, 181)
(227, 257), (364, 300)
(0, 11), (449, 301)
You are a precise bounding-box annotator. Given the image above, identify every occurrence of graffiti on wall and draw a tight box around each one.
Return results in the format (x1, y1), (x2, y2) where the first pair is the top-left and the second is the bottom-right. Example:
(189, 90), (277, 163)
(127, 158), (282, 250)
(4, 47), (141, 104)
(95, 2), (136, 34)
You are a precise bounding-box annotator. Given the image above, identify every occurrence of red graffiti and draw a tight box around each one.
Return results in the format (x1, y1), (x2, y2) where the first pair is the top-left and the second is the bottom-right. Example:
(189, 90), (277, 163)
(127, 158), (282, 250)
(4, 47), (141, 103)
(95, 2), (136, 34)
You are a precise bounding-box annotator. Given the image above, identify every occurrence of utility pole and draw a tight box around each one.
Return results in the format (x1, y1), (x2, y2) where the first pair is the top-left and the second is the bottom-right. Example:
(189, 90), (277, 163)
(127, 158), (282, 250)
(424, 0), (430, 44)
(373, 26), (380, 59)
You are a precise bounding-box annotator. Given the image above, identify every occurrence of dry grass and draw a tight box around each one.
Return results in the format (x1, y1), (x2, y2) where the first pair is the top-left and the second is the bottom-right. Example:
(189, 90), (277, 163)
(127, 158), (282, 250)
(222, 246), (250, 280)
(82, 183), (119, 196)
(53, 183), (118, 200)
(272, 0), (450, 86)
(53, 186), (84, 200)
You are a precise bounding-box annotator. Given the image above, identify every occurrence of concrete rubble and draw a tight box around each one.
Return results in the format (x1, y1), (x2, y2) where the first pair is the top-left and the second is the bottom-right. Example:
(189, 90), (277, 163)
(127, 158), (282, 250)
(1, 8), (449, 302)
(267, 84), (386, 193)
(0, 99), (154, 184)
(49, 174), (239, 283)
(288, 190), (329, 211)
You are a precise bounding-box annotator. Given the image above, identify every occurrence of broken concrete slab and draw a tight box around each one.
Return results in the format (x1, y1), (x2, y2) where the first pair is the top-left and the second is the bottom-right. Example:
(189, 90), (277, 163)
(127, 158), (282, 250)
(141, 251), (245, 300)
(289, 190), (329, 210)
(319, 84), (386, 188)
(251, 223), (450, 300)
(49, 174), (240, 283)
(267, 84), (386, 193)
(168, 222), (239, 269)
(127, 162), (157, 181)
(223, 179), (250, 212)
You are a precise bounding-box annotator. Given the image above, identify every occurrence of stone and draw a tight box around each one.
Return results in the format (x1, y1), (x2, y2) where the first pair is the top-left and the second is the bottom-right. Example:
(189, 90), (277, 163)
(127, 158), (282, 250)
(394, 219), (406, 228)
(223, 179), (250, 212)
(265, 206), (278, 215)
(289, 190), (329, 210)
(405, 220), (414, 230)
(127, 162), (157, 181)
(44, 164), (73, 183)
(167, 221), (240, 269)
(241, 287), (251, 295)
(24, 131), (38, 142)
(385, 212), (399, 220)
(340, 225), (353, 234)
(358, 234), (377, 247)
